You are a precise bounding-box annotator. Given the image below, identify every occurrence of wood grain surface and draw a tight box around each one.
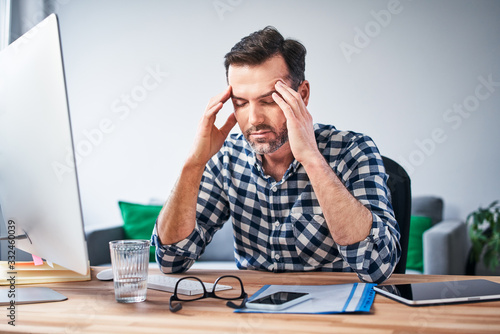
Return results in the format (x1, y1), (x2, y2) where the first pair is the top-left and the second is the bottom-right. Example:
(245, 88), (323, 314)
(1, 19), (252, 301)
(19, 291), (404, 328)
(1, 267), (499, 333)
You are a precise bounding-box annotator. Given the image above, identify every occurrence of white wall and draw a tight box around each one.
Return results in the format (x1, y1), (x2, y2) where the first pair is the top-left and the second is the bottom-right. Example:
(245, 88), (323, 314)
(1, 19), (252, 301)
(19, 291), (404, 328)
(43, 0), (500, 230)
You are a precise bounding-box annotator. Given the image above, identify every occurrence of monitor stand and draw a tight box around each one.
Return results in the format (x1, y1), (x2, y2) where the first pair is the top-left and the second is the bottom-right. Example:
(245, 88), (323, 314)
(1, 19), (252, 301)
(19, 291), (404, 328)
(1, 287), (67, 305)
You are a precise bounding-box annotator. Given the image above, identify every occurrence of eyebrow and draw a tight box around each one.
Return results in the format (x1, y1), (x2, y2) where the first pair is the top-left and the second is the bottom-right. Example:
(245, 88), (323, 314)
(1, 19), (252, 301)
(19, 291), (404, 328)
(232, 90), (277, 101)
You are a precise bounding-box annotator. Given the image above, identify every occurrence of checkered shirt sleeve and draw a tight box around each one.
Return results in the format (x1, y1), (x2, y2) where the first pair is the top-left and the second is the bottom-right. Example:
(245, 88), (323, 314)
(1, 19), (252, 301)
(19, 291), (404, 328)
(152, 124), (401, 283)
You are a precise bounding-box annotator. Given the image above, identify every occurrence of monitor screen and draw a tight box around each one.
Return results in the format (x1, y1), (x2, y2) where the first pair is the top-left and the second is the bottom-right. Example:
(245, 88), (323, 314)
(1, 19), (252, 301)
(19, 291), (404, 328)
(0, 14), (89, 275)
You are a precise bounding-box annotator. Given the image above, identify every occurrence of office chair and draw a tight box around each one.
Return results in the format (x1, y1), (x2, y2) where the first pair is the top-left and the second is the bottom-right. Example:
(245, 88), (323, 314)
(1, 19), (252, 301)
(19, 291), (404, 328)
(382, 156), (412, 274)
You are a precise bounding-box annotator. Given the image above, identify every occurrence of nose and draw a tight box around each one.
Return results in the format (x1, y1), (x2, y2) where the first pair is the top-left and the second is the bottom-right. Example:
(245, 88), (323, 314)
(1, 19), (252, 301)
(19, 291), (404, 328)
(248, 103), (265, 126)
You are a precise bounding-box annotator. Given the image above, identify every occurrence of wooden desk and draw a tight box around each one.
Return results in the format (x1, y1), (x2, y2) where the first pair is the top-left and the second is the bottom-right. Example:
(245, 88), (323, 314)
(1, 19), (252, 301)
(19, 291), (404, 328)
(2, 267), (500, 333)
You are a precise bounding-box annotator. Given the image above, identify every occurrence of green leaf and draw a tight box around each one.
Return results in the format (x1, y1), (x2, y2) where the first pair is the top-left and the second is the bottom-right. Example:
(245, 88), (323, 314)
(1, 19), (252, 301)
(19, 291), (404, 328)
(468, 200), (500, 271)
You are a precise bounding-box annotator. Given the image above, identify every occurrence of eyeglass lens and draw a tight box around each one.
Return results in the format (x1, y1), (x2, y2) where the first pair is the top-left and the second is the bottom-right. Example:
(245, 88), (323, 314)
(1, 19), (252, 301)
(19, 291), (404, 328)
(213, 275), (244, 299)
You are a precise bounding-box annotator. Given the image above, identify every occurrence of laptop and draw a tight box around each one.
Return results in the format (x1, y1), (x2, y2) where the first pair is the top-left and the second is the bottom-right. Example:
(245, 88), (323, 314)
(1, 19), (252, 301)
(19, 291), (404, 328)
(374, 279), (500, 306)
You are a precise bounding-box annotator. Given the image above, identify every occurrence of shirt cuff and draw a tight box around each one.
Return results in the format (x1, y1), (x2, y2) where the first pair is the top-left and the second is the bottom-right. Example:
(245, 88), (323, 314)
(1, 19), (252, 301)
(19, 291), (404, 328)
(150, 222), (204, 273)
(336, 213), (397, 282)
(151, 223), (202, 259)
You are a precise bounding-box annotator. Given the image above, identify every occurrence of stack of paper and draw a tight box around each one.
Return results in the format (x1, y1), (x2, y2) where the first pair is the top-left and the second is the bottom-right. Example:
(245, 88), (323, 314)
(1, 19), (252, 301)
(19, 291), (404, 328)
(0, 261), (90, 285)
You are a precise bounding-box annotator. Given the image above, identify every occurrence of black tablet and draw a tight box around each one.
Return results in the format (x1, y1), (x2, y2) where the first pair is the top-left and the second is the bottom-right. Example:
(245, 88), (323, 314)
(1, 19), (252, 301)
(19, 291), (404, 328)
(374, 279), (500, 306)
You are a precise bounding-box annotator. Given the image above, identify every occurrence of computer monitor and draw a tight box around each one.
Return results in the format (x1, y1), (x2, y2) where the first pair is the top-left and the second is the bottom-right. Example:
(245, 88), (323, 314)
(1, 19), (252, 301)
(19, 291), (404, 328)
(0, 14), (89, 276)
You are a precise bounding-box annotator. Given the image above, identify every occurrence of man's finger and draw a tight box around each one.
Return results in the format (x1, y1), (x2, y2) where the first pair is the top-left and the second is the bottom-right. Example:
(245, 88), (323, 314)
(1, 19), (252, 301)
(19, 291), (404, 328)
(221, 85), (232, 103)
(201, 102), (224, 128)
(275, 81), (302, 111)
(272, 91), (295, 119)
(219, 112), (237, 137)
(206, 86), (232, 111)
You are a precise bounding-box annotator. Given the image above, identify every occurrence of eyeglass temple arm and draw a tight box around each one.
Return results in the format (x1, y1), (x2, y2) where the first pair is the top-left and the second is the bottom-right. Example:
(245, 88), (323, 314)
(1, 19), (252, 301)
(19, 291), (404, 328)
(169, 298), (183, 313)
(226, 294), (248, 309)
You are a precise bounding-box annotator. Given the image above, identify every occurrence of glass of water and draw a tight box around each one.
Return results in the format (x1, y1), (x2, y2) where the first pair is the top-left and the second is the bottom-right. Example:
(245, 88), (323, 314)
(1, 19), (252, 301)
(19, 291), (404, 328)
(109, 240), (150, 303)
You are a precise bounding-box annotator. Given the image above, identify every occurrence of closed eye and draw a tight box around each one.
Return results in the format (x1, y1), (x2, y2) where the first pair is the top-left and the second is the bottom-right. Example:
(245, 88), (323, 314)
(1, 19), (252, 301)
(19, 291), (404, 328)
(261, 99), (276, 105)
(234, 101), (247, 108)
(231, 97), (247, 108)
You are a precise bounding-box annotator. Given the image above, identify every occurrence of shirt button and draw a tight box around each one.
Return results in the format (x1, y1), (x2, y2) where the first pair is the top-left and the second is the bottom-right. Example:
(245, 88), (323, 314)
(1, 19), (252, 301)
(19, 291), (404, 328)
(271, 186), (277, 192)
(274, 221), (280, 227)
(274, 254), (281, 261)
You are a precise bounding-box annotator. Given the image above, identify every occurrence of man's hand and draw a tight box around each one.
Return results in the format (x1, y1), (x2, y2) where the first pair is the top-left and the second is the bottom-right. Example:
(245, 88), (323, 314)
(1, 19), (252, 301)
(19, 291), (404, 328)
(272, 80), (320, 165)
(273, 81), (372, 246)
(187, 86), (237, 168)
(157, 86), (237, 245)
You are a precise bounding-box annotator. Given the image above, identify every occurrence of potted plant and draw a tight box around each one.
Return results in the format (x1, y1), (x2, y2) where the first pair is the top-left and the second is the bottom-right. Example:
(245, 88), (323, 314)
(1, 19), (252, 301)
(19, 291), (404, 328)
(466, 200), (500, 275)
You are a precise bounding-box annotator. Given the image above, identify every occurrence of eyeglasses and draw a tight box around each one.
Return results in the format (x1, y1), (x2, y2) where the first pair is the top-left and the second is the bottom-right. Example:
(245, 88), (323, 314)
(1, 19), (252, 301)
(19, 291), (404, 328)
(169, 275), (248, 312)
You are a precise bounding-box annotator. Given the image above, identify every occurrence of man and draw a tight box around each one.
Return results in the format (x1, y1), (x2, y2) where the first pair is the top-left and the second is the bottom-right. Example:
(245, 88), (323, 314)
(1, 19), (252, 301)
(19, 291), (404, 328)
(152, 26), (400, 283)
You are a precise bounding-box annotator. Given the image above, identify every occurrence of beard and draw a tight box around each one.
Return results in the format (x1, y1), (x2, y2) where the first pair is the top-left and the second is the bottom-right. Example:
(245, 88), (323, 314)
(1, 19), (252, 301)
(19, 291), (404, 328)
(244, 122), (288, 155)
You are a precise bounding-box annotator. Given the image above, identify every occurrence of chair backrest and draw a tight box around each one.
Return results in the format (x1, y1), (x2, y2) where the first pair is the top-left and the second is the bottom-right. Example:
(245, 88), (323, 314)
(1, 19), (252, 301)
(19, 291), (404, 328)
(382, 156), (412, 274)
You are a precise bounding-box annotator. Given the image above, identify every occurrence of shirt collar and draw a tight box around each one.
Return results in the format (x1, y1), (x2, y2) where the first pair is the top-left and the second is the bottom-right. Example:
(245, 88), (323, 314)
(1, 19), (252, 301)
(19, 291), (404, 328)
(243, 138), (302, 182)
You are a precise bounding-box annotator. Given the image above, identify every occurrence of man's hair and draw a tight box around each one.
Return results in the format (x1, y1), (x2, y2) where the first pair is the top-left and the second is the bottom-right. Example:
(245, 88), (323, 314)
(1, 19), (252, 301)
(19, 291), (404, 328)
(224, 26), (306, 90)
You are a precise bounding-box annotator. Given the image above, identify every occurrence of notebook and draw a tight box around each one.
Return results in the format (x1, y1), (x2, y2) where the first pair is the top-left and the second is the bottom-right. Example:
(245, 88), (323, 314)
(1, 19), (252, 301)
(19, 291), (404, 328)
(0, 261), (90, 285)
(374, 279), (500, 306)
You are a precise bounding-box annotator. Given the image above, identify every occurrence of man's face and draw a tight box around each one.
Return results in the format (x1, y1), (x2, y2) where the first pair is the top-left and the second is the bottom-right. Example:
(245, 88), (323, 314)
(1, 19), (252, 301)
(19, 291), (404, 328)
(228, 55), (291, 155)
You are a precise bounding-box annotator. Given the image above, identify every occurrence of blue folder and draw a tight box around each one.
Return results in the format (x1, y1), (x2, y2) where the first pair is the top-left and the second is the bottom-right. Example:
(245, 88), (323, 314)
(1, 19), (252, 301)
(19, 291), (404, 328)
(235, 282), (376, 314)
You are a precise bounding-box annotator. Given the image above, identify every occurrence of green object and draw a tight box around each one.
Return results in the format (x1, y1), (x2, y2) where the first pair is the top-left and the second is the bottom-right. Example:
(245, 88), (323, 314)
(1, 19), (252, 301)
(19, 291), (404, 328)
(118, 201), (163, 262)
(406, 215), (433, 272)
(467, 200), (500, 272)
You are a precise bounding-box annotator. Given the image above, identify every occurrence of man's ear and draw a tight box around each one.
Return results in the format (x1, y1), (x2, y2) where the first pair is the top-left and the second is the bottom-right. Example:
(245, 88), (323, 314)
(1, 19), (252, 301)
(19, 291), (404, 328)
(298, 80), (310, 106)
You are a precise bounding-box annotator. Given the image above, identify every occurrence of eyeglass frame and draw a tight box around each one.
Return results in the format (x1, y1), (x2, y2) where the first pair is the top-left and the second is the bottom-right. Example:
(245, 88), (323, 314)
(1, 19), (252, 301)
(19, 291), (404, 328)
(169, 275), (248, 312)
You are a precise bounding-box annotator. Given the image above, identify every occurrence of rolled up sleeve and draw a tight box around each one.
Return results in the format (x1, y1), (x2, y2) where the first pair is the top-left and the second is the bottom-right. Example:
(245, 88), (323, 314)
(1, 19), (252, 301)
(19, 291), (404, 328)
(334, 135), (401, 283)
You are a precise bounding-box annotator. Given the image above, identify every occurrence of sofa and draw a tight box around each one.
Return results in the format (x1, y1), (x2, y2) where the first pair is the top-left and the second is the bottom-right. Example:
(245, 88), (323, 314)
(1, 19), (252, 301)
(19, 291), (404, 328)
(85, 200), (237, 269)
(411, 196), (470, 275)
(86, 196), (470, 275)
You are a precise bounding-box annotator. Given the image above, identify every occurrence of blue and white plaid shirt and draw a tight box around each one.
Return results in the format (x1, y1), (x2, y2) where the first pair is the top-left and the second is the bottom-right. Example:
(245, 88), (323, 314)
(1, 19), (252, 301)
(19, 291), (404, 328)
(152, 123), (401, 283)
